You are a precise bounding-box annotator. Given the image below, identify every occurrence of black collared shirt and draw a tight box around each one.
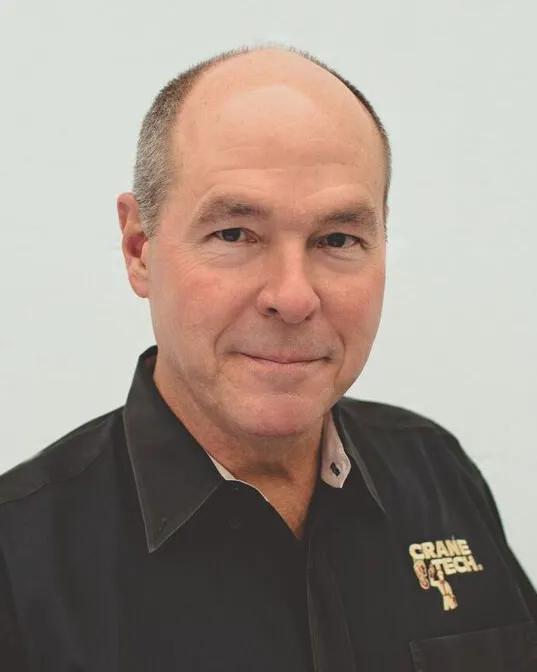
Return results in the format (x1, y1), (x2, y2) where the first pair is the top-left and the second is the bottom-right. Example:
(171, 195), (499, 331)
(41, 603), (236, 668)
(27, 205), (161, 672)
(1, 346), (536, 671)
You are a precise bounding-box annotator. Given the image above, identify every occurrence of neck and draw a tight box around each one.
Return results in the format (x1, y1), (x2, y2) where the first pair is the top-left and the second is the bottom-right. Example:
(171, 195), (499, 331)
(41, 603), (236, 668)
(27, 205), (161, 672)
(151, 354), (324, 538)
(194, 416), (323, 539)
(228, 439), (322, 539)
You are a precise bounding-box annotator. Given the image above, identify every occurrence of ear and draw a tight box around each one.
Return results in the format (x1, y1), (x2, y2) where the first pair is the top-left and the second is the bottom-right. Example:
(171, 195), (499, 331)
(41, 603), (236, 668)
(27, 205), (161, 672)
(117, 192), (150, 299)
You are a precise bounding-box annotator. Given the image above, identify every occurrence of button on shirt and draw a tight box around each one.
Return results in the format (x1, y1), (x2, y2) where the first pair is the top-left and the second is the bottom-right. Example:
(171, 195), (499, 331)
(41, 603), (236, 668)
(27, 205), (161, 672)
(0, 345), (536, 671)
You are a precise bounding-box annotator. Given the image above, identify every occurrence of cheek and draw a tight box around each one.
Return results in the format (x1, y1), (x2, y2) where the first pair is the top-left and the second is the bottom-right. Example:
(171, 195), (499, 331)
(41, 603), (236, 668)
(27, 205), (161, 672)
(338, 268), (385, 332)
(332, 270), (385, 376)
(150, 254), (236, 344)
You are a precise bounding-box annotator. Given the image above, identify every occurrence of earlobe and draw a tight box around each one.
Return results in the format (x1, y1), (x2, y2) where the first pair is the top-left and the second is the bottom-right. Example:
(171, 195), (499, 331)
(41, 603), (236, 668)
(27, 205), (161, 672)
(117, 192), (150, 299)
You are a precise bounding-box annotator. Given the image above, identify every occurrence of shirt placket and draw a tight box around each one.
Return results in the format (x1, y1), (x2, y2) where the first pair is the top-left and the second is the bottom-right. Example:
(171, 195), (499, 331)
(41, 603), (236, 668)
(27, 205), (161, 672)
(306, 488), (357, 672)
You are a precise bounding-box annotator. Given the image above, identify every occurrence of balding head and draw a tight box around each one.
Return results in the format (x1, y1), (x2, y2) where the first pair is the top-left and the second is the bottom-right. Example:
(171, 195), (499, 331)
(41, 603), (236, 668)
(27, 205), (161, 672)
(132, 45), (391, 237)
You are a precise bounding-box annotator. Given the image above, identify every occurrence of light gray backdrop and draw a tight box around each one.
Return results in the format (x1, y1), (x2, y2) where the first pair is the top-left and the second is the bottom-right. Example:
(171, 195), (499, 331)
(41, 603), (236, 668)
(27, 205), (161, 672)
(1, 0), (535, 582)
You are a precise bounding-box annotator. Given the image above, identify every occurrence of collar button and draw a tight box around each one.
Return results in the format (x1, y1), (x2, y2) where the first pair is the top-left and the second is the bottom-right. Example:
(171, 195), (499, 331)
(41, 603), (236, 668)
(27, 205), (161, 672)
(228, 514), (242, 531)
(330, 462), (341, 477)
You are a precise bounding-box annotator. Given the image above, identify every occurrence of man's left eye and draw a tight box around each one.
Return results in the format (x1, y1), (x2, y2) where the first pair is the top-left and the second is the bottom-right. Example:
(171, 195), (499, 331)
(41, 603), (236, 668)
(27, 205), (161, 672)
(320, 233), (362, 249)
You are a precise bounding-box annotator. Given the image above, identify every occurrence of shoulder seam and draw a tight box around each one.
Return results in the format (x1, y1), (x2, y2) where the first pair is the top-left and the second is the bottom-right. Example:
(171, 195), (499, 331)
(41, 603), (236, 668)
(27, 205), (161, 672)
(340, 398), (454, 436)
(0, 413), (119, 507)
(358, 419), (453, 435)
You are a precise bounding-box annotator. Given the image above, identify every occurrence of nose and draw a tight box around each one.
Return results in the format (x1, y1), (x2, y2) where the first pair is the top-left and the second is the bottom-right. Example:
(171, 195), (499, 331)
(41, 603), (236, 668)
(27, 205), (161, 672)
(256, 244), (321, 324)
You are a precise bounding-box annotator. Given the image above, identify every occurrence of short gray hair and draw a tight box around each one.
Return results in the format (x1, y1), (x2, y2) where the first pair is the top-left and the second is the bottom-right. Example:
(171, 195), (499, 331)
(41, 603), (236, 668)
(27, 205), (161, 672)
(132, 44), (392, 238)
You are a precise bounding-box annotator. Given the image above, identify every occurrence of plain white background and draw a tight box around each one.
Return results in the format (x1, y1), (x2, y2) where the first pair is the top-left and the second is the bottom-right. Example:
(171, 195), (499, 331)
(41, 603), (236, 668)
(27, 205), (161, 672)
(1, 1), (535, 583)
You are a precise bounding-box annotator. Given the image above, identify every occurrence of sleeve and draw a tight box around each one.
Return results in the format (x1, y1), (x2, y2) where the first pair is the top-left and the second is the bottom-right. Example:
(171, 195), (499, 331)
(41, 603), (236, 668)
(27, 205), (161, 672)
(0, 542), (29, 670)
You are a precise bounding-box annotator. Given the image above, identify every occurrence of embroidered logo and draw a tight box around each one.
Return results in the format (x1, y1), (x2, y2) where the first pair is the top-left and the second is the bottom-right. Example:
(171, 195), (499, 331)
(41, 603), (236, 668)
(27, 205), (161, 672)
(408, 538), (484, 611)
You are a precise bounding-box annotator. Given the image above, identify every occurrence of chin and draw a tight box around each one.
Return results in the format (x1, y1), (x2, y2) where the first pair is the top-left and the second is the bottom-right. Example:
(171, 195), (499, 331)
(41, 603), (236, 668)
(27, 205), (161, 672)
(227, 394), (326, 437)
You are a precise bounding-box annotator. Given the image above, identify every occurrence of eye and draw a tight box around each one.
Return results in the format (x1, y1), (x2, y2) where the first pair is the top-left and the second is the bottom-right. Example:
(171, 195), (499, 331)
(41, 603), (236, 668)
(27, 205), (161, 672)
(318, 233), (363, 249)
(212, 228), (252, 243)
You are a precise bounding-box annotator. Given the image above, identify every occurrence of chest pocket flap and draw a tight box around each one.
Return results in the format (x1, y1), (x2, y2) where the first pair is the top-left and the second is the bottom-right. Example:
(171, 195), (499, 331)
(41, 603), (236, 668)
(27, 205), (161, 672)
(410, 621), (537, 671)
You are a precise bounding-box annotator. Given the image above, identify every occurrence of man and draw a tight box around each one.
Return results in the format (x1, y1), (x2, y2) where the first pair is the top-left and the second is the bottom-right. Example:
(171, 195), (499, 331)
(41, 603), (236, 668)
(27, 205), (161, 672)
(0, 45), (535, 671)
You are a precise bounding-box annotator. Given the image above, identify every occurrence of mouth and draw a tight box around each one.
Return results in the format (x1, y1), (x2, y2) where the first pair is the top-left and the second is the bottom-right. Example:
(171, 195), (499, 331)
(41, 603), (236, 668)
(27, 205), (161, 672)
(241, 354), (323, 372)
(242, 352), (324, 364)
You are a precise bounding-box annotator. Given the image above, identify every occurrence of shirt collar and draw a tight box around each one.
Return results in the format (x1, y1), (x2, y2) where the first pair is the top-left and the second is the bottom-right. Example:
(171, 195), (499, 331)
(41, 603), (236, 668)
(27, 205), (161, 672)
(123, 345), (385, 553)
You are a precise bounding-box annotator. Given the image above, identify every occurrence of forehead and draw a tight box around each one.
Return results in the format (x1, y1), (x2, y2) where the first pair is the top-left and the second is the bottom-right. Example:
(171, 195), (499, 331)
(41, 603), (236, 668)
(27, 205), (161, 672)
(173, 54), (386, 204)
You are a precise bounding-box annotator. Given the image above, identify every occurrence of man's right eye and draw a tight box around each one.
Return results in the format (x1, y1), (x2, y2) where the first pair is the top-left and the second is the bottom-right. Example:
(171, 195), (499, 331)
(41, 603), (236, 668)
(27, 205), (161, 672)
(212, 228), (252, 243)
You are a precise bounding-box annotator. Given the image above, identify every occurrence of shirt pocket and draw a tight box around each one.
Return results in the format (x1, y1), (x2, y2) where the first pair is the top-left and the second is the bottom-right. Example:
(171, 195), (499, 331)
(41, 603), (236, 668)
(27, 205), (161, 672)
(410, 621), (537, 671)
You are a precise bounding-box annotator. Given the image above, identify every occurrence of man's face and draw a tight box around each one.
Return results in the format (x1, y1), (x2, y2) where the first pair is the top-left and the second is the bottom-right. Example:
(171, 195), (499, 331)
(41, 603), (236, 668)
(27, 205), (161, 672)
(137, 57), (387, 442)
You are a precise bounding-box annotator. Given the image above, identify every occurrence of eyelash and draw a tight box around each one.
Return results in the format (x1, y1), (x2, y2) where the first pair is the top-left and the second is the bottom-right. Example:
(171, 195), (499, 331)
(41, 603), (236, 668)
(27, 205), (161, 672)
(211, 228), (365, 250)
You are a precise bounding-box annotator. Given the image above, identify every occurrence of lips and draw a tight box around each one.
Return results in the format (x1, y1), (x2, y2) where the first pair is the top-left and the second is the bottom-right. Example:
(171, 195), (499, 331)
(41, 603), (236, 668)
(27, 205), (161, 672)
(244, 354), (320, 364)
(239, 354), (324, 379)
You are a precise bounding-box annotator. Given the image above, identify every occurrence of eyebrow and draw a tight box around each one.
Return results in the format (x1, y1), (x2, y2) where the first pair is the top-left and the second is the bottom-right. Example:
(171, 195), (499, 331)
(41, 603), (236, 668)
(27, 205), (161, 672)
(191, 196), (380, 238)
(193, 197), (271, 226)
(320, 206), (380, 238)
